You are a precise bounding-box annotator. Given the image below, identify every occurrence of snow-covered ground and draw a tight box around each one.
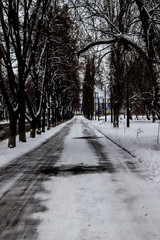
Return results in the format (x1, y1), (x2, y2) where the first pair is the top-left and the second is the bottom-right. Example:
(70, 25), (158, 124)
(32, 116), (160, 240)
(89, 116), (160, 182)
(1, 115), (159, 181)
(1, 116), (160, 239)
(0, 119), (73, 168)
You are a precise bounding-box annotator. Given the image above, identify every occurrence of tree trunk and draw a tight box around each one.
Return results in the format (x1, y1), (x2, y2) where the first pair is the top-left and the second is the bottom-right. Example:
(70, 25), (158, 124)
(51, 102), (55, 126)
(126, 78), (130, 127)
(144, 104), (150, 120)
(113, 105), (119, 128)
(98, 98), (100, 121)
(127, 107), (130, 128)
(19, 85), (26, 142)
(62, 103), (64, 121)
(152, 111), (156, 123)
(145, 111), (150, 121)
(47, 90), (51, 129)
(37, 114), (41, 134)
(110, 89), (113, 123)
(19, 111), (26, 142)
(42, 111), (46, 132)
(8, 114), (18, 148)
(42, 103), (46, 132)
(94, 92), (97, 120)
(30, 118), (37, 138)
(104, 87), (107, 122)
(47, 106), (51, 130)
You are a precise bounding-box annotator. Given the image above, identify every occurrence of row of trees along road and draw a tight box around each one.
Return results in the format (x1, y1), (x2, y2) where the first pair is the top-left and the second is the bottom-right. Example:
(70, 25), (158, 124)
(1, 0), (160, 147)
(70, 0), (160, 127)
(0, 1), (80, 147)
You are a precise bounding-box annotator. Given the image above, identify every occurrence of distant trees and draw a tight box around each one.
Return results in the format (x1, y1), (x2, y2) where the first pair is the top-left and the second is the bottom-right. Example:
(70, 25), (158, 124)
(48, 5), (80, 122)
(0, 0), (80, 147)
(71, 0), (160, 124)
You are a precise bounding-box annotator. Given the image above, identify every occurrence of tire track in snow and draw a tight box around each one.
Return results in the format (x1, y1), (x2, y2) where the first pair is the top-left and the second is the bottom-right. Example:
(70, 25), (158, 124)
(0, 122), (72, 239)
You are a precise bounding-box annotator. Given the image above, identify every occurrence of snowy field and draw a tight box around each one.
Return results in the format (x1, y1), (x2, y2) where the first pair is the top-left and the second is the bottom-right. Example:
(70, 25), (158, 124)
(1, 115), (159, 181)
(90, 116), (160, 182)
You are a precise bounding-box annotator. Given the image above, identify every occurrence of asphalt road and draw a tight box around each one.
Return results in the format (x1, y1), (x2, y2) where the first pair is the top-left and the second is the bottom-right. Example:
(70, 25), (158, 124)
(0, 121), (71, 239)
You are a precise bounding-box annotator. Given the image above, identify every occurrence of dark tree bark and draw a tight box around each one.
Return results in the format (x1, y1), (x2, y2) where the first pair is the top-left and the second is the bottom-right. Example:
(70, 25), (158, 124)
(8, 113), (18, 148)
(0, 0), (51, 146)
(82, 57), (95, 120)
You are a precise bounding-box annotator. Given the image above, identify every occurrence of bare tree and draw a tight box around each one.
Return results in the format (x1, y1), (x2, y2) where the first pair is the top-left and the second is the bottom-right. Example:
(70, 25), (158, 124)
(0, 0), (51, 147)
(25, 2), (80, 134)
(71, 0), (160, 118)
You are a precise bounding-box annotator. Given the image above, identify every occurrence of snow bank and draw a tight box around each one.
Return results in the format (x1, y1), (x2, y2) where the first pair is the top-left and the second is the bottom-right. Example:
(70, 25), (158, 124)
(0, 119), (73, 168)
(90, 116), (160, 182)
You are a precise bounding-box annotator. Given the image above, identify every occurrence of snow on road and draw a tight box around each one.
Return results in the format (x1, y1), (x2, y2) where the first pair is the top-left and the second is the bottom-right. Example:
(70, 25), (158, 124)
(0, 119), (73, 168)
(33, 116), (160, 240)
(54, 117), (98, 167)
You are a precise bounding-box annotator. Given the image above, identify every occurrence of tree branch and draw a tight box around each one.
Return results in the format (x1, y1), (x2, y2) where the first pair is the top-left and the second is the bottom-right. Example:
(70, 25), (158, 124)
(77, 39), (117, 56)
